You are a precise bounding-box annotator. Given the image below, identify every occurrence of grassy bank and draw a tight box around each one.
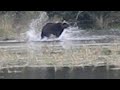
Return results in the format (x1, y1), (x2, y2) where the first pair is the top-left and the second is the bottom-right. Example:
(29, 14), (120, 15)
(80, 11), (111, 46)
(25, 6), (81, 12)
(0, 43), (120, 69)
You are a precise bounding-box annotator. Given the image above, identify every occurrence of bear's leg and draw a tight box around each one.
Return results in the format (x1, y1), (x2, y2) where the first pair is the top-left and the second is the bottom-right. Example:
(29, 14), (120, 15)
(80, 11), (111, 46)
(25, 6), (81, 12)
(55, 32), (62, 38)
(41, 32), (45, 39)
(41, 32), (50, 39)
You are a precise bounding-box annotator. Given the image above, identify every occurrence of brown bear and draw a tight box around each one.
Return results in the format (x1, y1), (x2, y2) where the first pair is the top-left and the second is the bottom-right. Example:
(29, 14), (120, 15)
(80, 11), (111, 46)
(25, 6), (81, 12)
(41, 22), (69, 39)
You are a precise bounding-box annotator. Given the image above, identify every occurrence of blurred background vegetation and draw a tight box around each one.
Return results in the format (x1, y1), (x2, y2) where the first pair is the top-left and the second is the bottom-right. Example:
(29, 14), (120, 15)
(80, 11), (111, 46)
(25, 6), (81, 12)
(0, 11), (120, 40)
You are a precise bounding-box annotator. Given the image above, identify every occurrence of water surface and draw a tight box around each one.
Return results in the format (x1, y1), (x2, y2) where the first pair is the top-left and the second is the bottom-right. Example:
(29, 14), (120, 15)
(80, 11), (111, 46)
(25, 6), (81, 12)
(0, 66), (120, 79)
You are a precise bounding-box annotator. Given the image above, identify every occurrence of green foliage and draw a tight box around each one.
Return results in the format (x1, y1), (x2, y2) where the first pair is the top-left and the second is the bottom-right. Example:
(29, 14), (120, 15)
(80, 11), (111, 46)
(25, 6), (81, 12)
(81, 11), (120, 29)
(47, 11), (120, 29)
(47, 11), (78, 21)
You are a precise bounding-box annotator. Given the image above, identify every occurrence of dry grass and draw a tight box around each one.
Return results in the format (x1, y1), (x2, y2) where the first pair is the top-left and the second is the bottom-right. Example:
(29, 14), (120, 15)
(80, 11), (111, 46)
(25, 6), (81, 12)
(0, 43), (120, 69)
(0, 14), (16, 39)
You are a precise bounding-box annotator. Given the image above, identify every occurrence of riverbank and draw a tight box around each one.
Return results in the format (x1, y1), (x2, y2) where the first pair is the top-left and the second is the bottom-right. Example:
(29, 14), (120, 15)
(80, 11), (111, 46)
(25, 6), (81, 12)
(0, 42), (120, 70)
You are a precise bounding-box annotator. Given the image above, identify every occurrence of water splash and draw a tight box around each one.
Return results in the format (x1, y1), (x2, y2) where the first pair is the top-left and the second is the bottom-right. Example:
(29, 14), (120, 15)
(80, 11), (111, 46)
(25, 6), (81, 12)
(25, 11), (107, 42)
(25, 11), (86, 42)
(58, 26), (87, 41)
(26, 12), (49, 42)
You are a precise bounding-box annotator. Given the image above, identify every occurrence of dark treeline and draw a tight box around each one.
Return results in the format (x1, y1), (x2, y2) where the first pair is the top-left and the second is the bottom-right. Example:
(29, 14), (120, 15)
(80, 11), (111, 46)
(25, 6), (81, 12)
(47, 11), (120, 29)
(1, 11), (120, 30)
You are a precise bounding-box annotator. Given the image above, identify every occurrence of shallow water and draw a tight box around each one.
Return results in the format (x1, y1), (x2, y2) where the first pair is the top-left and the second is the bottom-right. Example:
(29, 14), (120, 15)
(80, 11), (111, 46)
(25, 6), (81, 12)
(1, 29), (120, 79)
(0, 66), (120, 79)
(26, 27), (120, 43)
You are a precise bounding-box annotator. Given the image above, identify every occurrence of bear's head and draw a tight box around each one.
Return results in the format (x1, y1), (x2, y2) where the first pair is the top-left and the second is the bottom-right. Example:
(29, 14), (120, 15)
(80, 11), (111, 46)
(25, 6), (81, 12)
(62, 22), (69, 29)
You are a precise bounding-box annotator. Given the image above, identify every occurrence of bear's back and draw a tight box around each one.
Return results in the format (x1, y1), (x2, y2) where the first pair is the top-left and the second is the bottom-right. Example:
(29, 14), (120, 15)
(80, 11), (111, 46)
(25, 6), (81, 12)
(42, 23), (62, 31)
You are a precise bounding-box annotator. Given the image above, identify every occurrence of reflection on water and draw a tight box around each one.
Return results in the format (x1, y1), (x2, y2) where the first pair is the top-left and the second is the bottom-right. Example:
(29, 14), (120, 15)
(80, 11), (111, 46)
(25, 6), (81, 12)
(0, 66), (120, 79)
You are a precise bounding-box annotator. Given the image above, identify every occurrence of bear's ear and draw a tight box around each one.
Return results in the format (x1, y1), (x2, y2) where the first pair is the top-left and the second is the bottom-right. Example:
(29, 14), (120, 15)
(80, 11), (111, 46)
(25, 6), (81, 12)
(62, 23), (69, 29)
(63, 20), (68, 24)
